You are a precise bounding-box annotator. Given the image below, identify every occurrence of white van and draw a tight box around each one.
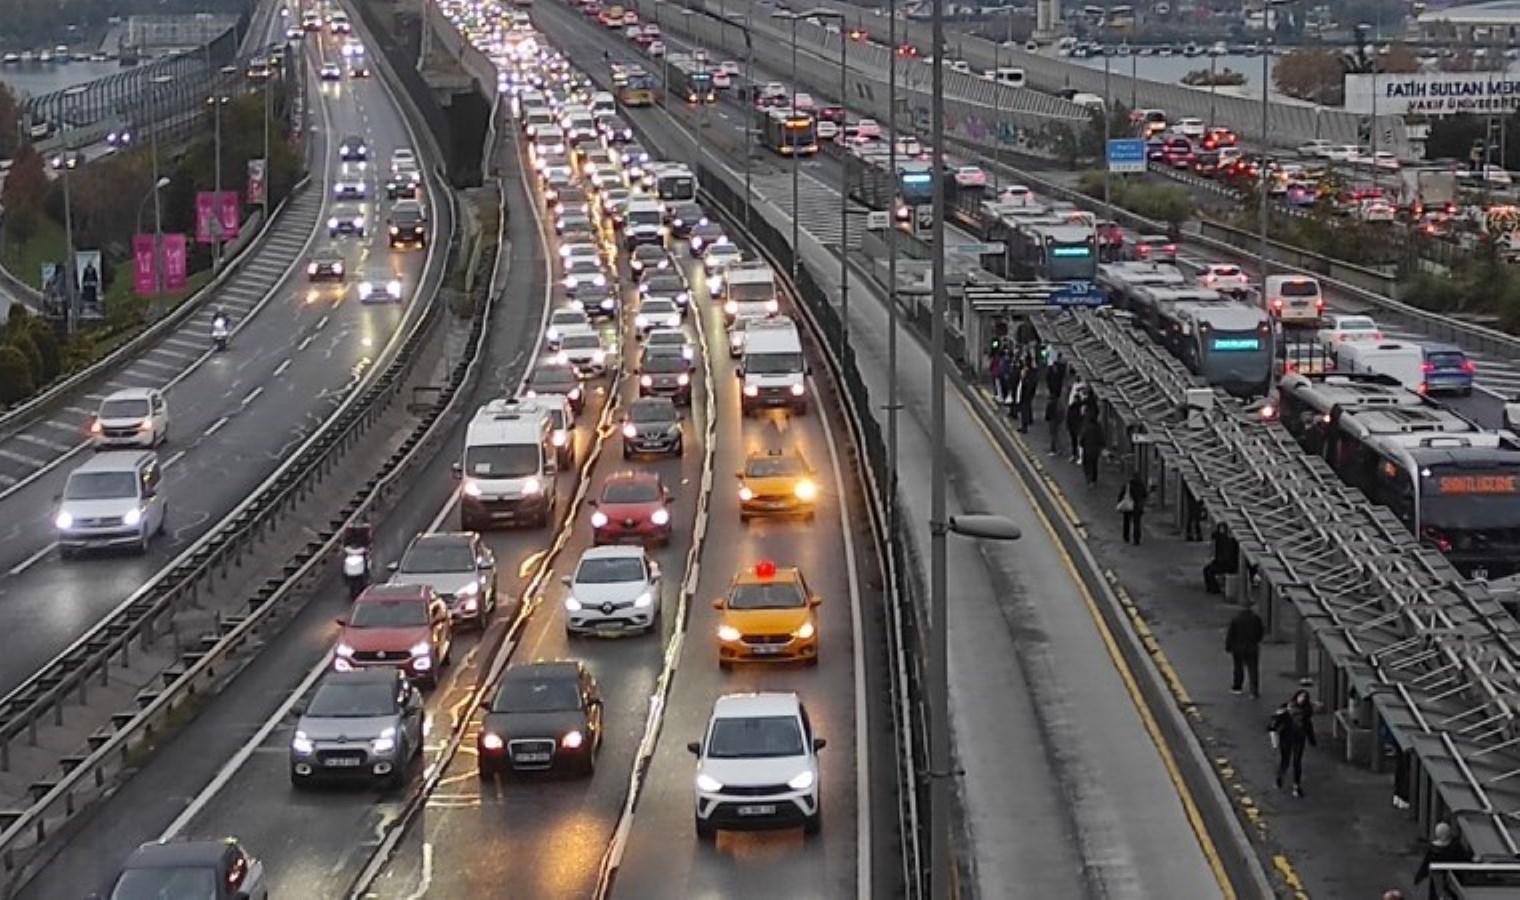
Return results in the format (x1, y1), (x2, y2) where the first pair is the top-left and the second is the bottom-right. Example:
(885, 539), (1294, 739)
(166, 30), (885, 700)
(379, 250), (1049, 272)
(92, 388), (169, 449)
(1070, 93), (1105, 112)
(990, 66), (1025, 88)
(740, 317), (808, 415)
(454, 399), (558, 529)
(721, 261), (779, 322)
(1334, 341), (1426, 392)
(591, 91), (617, 118)
(55, 450), (167, 556)
(1263, 274), (1324, 327)
(623, 198), (666, 249)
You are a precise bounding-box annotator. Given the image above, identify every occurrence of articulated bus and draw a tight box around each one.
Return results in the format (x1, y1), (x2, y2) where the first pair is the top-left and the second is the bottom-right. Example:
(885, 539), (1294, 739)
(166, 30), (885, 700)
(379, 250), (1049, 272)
(760, 108), (818, 156)
(619, 71), (656, 107)
(669, 60), (716, 104)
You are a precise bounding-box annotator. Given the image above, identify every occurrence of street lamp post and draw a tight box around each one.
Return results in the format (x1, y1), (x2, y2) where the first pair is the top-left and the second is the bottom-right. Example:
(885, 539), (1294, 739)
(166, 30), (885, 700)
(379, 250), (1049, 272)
(1258, 42), (1270, 283)
(137, 177), (172, 234)
(208, 93), (231, 273)
(789, 15), (800, 284)
(1103, 50), (1112, 209)
(150, 74), (172, 298)
(52, 151), (80, 334)
(838, 20), (848, 348)
(886, 0), (901, 522)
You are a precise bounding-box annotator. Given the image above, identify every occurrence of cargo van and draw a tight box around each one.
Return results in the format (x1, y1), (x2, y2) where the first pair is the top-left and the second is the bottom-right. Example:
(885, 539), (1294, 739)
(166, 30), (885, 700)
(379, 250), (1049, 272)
(454, 399), (558, 529)
(1333, 341), (1426, 392)
(623, 198), (666, 249)
(1263, 274), (1324, 327)
(739, 317), (808, 415)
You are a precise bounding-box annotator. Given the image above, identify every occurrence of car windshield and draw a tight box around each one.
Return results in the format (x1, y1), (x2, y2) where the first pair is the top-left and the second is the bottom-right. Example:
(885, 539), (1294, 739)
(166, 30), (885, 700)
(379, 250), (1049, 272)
(642, 300), (677, 314)
(576, 556), (646, 584)
(604, 479), (660, 503)
(64, 471), (138, 500)
(562, 334), (601, 349)
(99, 398), (150, 419)
(629, 402), (675, 424)
(729, 581), (807, 609)
(636, 248), (666, 262)
(568, 261), (602, 274)
(629, 209), (662, 226)
(1428, 351), (1469, 368)
(1279, 280), (1319, 297)
(1338, 319), (1376, 332)
(350, 600), (429, 627)
(493, 675), (582, 713)
(531, 368), (577, 390)
(110, 866), (219, 900)
(642, 355), (686, 373)
(747, 455), (803, 477)
(463, 443), (541, 478)
(743, 352), (804, 375)
(552, 311), (588, 326)
(401, 540), (476, 574)
(647, 277), (683, 293)
(706, 715), (805, 758)
(307, 681), (397, 717)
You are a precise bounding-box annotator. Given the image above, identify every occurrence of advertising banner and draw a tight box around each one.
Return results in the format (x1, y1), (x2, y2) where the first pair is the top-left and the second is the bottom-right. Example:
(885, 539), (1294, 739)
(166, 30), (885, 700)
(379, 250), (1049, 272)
(195, 191), (217, 244)
(1345, 73), (1520, 116)
(218, 190), (241, 242)
(163, 233), (188, 291)
(247, 159), (267, 207)
(133, 234), (157, 296)
(75, 249), (103, 319)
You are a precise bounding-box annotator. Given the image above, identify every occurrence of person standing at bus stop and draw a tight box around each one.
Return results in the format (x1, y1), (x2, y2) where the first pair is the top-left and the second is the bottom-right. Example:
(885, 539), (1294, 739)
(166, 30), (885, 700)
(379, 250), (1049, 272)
(1225, 604), (1265, 698)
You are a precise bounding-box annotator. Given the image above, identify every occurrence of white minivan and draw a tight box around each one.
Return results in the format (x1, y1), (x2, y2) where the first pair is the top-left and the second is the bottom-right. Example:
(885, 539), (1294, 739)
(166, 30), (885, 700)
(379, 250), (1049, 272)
(56, 450), (167, 556)
(454, 399), (558, 529)
(91, 388), (169, 449)
(1263, 274), (1324, 327)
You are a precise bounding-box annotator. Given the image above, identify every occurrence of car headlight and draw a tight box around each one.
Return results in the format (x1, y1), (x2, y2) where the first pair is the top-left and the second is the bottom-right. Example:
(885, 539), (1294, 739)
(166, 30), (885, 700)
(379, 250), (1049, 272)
(521, 477), (542, 496)
(359, 281), (375, 296)
(410, 640), (432, 657)
(481, 732), (504, 750)
(307, 263), (318, 275)
(590, 510), (609, 528)
(790, 383), (806, 397)
(569, 388), (582, 400)
(565, 596), (583, 612)
(724, 300), (738, 315)
(463, 479), (483, 498)
(555, 351), (569, 365)
(677, 374), (690, 386)
(328, 216), (340, 228)
(372, 727), (396, 754)
(795, 621), (816, 640)
(640, 375), (653, 387)
(457, 581), (480, 597)
(743, 384), (759, 397)
(552, 429), (569, 447)
(795, 480), (818, 500)
(55, 511), (73, 530)
(696, 773), (724, 792)
(677, 292), (690, 306)
(123, 507), (142, 527)
(561, 730), (584, 749)
(355, 218), (366, 229)
(651, 508), (670, 526)
(716, 624), (742, 642)
(738, 486), (754, 501)
(387, 280), (403, 297)
(788, 770), (815, 790)
(622, 423), (638, 439)
(560, 245), (573, 257)
(336, 642), (356, 658)
(333, 262), (344, 273)
(291, 731), (314, 754)
(633, 591), (654, 608)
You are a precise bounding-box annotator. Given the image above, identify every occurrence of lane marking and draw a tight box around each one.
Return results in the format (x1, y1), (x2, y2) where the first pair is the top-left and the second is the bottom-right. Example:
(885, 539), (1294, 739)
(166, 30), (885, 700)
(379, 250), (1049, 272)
(242, 386), (265, 406)
(13, 433), (68, 452)
(298, 334), (317, 351)
(161, 656), (330, 839)
(273, 358), (293, 377)
(164, 450), (188, 470)
(316, 314), (330, 330)
(9, 542), (57, 576)
(0, 447), (46, 468)
(402, 841), (435, 900)
(205, 416), (230, 437)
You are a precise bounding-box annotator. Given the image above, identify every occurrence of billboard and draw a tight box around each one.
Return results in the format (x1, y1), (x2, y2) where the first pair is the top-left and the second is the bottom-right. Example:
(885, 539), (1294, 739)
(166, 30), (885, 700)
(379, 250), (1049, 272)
(1345, 73), (1520, 116)
(133, 234), (157, 296)
(218, 190), (241, 241)
(163, 233), (188, 291)
(75, 250), (103, 320)
(196, 191), (217, 243)
(196, 191), (242, 243)
(247, 159), (267, 207)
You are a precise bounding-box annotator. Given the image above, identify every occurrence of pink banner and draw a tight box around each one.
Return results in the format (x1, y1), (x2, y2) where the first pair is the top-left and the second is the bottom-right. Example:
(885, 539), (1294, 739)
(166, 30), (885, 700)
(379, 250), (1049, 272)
(195, 192), (217, 244)
(218, 191), (241, 242)
(163, 233), (188, 291)
(132, 234), (156, 296)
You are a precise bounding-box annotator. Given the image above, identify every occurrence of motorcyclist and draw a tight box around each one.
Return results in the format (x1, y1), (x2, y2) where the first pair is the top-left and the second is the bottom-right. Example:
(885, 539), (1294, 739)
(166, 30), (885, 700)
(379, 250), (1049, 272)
(342, 522), (374, 599)
(211, 309), (231, 349)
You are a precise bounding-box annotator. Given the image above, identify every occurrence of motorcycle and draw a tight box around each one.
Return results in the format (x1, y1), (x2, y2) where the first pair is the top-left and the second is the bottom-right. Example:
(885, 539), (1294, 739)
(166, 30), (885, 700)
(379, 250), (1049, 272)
(342, 522), (374, 599)
(211, 316), (230, 351)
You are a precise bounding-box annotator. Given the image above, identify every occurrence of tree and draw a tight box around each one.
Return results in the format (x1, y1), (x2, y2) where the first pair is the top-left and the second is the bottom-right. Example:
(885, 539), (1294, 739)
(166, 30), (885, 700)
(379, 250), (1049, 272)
(1, 146), (49, 245)
(0, 345), (34, 405)
(1273, 48), (1346, 105)
(1379, 45), (1421, 75)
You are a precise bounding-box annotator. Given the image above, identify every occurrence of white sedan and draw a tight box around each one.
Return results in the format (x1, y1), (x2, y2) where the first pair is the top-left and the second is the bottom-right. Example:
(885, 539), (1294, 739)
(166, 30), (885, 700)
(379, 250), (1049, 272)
(648, 40), (666, 58)
(954, 166), (988, 188)
(1316, 314), (1382, 352)
(1197, 263), (1249, 293)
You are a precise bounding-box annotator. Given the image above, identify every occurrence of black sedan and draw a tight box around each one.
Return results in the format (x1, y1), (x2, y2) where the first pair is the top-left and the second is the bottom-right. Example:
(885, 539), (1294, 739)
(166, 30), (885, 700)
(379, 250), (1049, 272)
(688, 222), (727, 256)
(477, 661), (602, 778)
(386, 175), (420, 200)
(629, 245), (671, 281)
(666, 201), (708, 240)
(306, 249), (346, 282)
(641, 272), (690, 313)
(109, 838), (268, 900)
(525, 362), (585, 415)
(637, 351), (692, 405)
(338, 134), (368, 162)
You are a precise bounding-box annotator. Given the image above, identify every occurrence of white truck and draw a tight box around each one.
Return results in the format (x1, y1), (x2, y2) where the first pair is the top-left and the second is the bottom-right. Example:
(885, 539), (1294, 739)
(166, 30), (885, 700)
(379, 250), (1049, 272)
(739, 317), (808, 415)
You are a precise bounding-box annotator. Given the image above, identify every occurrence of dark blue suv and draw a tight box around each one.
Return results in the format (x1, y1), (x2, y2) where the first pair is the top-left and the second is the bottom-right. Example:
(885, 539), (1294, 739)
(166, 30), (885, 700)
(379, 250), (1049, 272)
(1422, 343), (1475, 396)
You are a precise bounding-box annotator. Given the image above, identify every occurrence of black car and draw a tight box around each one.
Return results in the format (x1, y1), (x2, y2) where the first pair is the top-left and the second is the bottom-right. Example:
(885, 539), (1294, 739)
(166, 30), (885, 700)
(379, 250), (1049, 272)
(571, 284), (619, 320)
(350, 60), (371, 77)
(386, 175), (420, 200)
(328, 203), (366, 237)
(629, 245), (670, 281)
(306, 249), (346, 282)
(477, 661), (602, 778)
(525, 363), (585, 414)
(109, 838), (268, 900)
(389, 203), (427, 249)
(641, 272), (690, 313)
(556, 211), (595, 236)
(637, 352), (692, 405)
(666, 201), (708, 240)
(622, 396), (683, 457)
(688, 222), (727, 256)
(600, 115), (635, 144)
(339, 134), (368, 162)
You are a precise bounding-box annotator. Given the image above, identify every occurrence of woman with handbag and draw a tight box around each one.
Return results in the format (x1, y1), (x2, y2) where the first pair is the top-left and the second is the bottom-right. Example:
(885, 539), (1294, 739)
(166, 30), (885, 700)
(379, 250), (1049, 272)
(1270, 690), (1318, 797)
(1117, 473), (1147, 545)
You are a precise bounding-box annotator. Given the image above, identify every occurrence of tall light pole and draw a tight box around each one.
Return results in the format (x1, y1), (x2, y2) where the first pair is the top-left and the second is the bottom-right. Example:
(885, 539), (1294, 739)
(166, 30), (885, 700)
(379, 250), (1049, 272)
(1258, 41), (1270, 283)
(263, 65), (273, 216)
(50, 151), (80, 335)
(928, 0), (950, 891)
(838, 19), (848, 348)
(1103, 49), (1112, 209)
(887, 0), (901, 528)
(150, 74), (172, 299)
(208, 92), (231, 274)
(788, 13), (801, 284)
(137, 177), (172, 234)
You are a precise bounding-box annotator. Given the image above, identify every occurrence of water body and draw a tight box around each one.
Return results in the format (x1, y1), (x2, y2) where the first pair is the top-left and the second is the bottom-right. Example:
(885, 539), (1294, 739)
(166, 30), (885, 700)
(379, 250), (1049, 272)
(1064, 51), (1292, 104)
(0, 61), (125, 102)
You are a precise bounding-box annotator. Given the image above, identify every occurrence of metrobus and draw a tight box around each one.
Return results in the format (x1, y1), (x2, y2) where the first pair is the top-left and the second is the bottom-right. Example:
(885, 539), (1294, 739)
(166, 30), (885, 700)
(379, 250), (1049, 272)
(1007, 223), (1098, 282)
(619, 71), (656, 107)
(668, 60), (716, 104)
(653, 163), (697, 202)
(760, 108), (818, 156)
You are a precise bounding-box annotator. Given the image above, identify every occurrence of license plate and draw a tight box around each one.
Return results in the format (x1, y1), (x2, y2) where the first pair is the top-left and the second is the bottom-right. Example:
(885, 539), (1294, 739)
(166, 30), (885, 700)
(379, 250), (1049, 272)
(516, 752), (551, 762)
(490, 511), (516, 519)
(752, 645), (784, 655)
(596, 621), (624, 630)
(737, 804), (776, 816)
(324, 757), (362, 768)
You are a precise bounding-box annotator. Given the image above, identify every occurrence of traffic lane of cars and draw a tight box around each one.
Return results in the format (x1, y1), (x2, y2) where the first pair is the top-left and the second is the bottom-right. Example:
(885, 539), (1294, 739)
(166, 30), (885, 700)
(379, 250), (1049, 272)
(609, 253), (861, 897)
(0, 64), (433, 695)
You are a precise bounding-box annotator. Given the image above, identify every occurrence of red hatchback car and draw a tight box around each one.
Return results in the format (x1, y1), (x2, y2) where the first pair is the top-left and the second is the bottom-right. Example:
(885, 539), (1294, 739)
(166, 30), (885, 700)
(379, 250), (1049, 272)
(590, 471), (673, 546)
(334, 583), (453, 687)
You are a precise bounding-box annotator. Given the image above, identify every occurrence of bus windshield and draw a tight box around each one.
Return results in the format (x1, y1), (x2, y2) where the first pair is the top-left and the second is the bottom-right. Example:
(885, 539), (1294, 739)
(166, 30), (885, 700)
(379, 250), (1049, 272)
(1195, 329), (1272, 397)
(1045, 241), (1096, 281)
(1420, 468), (1520, 533)
(657, 175), (694, 201)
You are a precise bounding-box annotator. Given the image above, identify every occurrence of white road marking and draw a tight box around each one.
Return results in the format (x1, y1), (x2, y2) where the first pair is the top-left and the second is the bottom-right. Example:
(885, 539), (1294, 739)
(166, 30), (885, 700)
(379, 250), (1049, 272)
(402, 842), (435, 900)
(273, 358), (293, 377)
(163, 450), (188, 470)
(242, 386), (265, 406)
(0, 447), (45, 468)
(13, 432), (68, 452)
(205, 416), (230, 437)
(9, 542), (58, 576)
(316, 314), (330, 330)
(298, 334), (317, 351)
(160, 656), (330, 839)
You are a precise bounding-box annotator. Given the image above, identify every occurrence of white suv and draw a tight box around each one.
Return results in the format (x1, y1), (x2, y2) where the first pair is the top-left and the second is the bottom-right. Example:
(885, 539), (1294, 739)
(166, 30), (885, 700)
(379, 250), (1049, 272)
(689, 692), (824, 840)
(91, 388), (169, 448)
(562, 546), (662, 636)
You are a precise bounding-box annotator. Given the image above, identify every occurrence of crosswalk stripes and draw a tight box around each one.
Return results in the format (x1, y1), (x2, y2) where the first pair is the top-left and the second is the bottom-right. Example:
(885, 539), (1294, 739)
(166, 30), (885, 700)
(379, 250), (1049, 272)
(749, 172), (866, 251)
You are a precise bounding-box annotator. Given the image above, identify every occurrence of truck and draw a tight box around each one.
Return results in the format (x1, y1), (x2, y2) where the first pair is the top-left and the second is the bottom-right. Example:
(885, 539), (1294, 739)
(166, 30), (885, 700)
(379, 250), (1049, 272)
(1396, 168), (1457, 213)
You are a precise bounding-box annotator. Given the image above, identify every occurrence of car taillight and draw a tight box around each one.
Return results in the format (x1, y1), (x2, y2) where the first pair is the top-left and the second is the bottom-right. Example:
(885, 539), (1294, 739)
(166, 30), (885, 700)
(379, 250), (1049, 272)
(1462, 360), (1476, 373)
(1272, 299), (1283, 310)
(1422, 362), (1435, 373)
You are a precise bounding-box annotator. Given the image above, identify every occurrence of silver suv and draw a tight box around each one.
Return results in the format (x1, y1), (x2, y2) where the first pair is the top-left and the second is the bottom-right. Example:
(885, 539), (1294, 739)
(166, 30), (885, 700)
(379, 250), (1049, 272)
(289, 669), (423, 789)
(389, 532), (499, 627)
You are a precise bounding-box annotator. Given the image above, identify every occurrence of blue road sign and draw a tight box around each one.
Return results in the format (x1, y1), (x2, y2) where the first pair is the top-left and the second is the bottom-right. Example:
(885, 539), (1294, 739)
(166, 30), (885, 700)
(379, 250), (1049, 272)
(1049, 281), (1109, 307)
(1107, 138), (1147, 174)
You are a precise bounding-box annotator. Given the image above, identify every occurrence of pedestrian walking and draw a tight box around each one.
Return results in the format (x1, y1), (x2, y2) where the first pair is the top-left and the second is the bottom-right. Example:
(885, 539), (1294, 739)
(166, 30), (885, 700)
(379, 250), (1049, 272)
(1269, 690), (1317, 797)
(1414, 822), (1468, 900)
(990, 349), (1006, 402)
(1066, 384), (1087, 464)
(1117, 472), (1147, 545)
(997, 360), (1016, 412)
(1079, 412), (1105, 486)
(1203, 524), (1240, 594)
(1225, 605), (1265, 697)
(1015, 362), (1037, 433)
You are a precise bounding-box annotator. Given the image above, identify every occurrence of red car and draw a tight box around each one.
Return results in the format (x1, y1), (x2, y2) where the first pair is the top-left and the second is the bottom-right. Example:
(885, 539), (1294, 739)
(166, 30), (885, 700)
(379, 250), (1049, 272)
(334, 584), (453, 687)
(590, 471), (673, 546)
(817, 105), (846, 124)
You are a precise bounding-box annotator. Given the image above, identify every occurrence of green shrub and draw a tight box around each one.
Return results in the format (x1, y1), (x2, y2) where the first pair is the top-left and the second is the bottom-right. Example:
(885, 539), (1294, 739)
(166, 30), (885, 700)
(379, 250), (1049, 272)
(24, 322), (60, 384)
(0, 345), (34, 404)
(7, 330), (41, 387)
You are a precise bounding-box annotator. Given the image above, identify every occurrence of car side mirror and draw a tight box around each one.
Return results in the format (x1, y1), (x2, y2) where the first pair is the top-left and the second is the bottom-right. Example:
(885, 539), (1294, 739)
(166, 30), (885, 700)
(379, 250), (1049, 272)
(450, 462), (463, 479)
(664, 488), (672, 501)
(813, 737), (827, 752)
(52, 493), (61, 504)
(387, 561), (400, 573)
(335, 617), (348, 627)
(687, 740), (701, 756)
(712, 598), (724, 610)
(587, 498), (599, 507)
(735, 367), (744, 378)
(650, 562), (662, 579)
(546, 457), (559, 474)
(560, 575), (572, 586)
(809, 595), (822, 607)
(293, 701), (308, 717)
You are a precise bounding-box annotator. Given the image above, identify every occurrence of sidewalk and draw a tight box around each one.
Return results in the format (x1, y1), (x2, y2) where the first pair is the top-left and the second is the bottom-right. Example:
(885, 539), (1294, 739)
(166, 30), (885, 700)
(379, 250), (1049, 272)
(971, 373), (1426, 899)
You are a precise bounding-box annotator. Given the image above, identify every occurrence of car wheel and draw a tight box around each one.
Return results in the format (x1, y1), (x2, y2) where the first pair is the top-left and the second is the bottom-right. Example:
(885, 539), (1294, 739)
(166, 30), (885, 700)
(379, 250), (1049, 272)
(580, 751), (597, 777)
(695, 815), (716, 842)
(804, 804), (822, 836)
(739, 513), (749, 524)
(719, 658), (731, 671)
(622, 444), (632, 460)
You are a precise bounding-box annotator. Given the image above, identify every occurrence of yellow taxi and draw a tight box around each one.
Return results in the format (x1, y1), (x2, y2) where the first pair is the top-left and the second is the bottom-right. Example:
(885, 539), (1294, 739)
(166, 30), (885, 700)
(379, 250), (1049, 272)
(714, 561), (820, 668)
(736, 448), (818, 522)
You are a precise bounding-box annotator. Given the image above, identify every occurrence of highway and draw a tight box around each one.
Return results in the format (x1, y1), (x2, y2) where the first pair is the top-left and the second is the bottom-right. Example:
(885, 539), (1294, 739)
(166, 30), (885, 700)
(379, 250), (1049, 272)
(0, 15), (444, 702)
